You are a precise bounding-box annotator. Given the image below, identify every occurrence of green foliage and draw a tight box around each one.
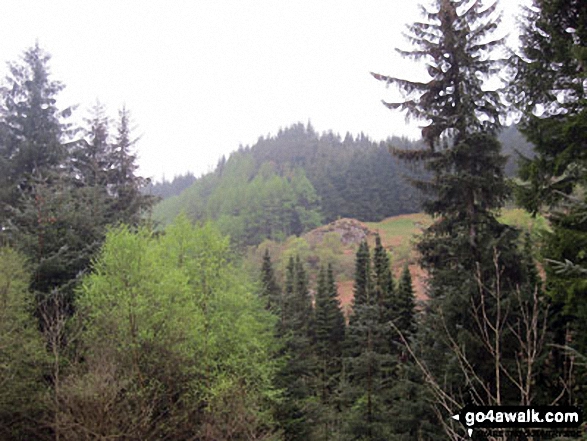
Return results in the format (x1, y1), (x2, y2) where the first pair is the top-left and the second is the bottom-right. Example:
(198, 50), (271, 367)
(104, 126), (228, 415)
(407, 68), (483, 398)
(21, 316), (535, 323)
(352, 240), (371, 308)
(152, 124), (425, 238)
(0, 45), (154, 328)
(395, 265), (416, 338)
(155, 153), (322, 246)
(344, 239), (398, 440)
(274, 255), (316, 441)
(372, 1), (559, 437)
(373, 0), (505, 150)
(512, 0), (587, 405)
(261, 249), (282, 312)
(0, 248), (47, 440)
(62, 215), (278, 440)
(314, 264), (345, 371)
(146, 171), (197, 199)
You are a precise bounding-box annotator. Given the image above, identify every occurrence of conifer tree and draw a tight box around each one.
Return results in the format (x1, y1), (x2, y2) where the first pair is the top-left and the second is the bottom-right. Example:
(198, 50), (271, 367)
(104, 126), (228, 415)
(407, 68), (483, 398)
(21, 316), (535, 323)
(275, 255), (315, 441)
(512, 0), (587, 404)
(372, 0), (543, 434)
(110, 105), (156, 226)
(0, 43), (70, 212)
(312, 264), (346, 440)
(0, 44), (69, 242)
(327, 263), (346, 360)
(71, 101), (112, 188)
(345, 240), (395, 440)
(394, 264), (416, 339)
(315, 264), (345, 383)
(260, 248), (281, 312)
(353, 240), (371, 308)
(0, 44), (83, 308)
(372, 234), (395, 354)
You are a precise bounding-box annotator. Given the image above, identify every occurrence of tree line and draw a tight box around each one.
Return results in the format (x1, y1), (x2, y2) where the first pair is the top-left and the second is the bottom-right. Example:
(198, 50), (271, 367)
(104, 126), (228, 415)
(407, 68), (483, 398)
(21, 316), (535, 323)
(364, 0), (586, 438)
(1, 0), (586, 439)
(259, 237), (425, 440)
(153, 121), (532, 248)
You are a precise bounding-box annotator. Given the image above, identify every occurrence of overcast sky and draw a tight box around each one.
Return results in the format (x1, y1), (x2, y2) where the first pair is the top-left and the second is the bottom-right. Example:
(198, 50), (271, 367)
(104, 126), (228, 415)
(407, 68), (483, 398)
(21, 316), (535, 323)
(0, 1), (528, 182)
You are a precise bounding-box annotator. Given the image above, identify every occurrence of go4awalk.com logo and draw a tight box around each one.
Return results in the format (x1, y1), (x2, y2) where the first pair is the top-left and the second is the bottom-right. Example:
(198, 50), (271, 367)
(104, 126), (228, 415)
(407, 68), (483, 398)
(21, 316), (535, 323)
(451, 405), (583, 438)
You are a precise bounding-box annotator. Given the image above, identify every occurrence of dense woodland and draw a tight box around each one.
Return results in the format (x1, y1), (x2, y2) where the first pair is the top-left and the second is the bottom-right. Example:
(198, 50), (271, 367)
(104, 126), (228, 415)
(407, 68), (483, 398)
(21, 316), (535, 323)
(151, 123), (532, 247)
(0, 0), (586, 440)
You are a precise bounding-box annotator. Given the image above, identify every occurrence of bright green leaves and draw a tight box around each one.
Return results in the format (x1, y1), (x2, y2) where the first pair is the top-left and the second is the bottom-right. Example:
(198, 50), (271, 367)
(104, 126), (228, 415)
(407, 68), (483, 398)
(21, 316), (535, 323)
(0, 248), (47, 439)
(70, 215), (278, 438)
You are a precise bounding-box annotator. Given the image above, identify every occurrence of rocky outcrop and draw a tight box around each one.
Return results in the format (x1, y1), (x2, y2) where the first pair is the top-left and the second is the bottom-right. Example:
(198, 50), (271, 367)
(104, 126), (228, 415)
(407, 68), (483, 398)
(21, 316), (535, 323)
(306, 218), (373, 246)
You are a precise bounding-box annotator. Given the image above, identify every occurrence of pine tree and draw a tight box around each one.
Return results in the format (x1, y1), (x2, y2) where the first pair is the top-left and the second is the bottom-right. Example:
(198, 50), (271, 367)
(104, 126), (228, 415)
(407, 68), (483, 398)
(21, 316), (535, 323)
(71, 101), (112, 187)
(0, 44), (83, 307)
(0, 44), (70, 206)
(260, 248), (281, 312)
(395, 264), (416, 339)
(275, 255), (315, 441)
(344, 241), (395, 440)
(0, 43), (71, 239)
(372, 0), (544, 434)
(372, 235), (395, 352)
(372, 0), (504, 151)
(110, 105), (155, 226)
(512, 0), (587, 405)
(312, 264), (346, 440)
(315, 264), (345, 382)
(353, 240), (371, 308)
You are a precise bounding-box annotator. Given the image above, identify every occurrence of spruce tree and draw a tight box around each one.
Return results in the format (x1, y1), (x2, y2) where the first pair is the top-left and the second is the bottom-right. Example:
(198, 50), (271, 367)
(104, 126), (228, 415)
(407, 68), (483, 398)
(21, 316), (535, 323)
(395, 264), (416, 341)
(0, 44), (82, 309)
(372, 0), (543, 434)
(312, 264), (346, 440)
(0, 44), (70, 243)
(315, 264), (345, 384)
(0, 43), (70, 211)
(345, 240), (395, 440)
(353, 240), (371, 308)
(110, 106), (156, 226)
(260, 248), (281, 312)
(275, 255), (314, 441)
(512, 0), (587, 405)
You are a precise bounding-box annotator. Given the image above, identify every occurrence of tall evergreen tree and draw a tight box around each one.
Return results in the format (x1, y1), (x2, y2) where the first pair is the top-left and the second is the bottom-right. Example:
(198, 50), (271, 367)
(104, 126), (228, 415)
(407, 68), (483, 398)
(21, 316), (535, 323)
(394, 264), (416, 339)
(275, 255), (315, 441)
(512, 0), (587, 405)
(315, 264), (345, 383)
(372, 234), (395, 354)
(260, 248), (281, 312)
(0, 43), (70, 213)
(312, 264), (346, 440)
(353, 240), (371, 308)
(0, 44), (70, 241)
(372, 0), (545, 435)
(71, 101), (112, 188)
(345, 240), (395, 440)
(110, 105), (155, 226)
(0, 44), (82, 306)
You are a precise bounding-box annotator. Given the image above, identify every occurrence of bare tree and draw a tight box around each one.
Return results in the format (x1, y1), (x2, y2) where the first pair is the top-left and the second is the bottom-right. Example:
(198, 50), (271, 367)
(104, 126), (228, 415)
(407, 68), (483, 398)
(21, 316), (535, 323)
(391, 250), (572, 440)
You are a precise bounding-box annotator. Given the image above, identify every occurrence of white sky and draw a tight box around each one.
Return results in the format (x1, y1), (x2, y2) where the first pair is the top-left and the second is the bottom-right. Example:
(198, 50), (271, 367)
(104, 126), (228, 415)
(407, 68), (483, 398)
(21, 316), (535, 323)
(0, 0), (528, 182)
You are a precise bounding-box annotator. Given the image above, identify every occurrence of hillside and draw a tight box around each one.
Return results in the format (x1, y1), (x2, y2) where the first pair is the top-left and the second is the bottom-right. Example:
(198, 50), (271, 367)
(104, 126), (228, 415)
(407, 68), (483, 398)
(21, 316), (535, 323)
(151, 123), (533, 248)
(247, 208), (547, 313)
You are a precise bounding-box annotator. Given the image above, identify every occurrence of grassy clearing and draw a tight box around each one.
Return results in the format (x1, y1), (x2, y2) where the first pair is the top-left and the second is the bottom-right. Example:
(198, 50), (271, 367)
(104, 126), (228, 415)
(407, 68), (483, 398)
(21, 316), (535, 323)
(364, 208), (548, 265)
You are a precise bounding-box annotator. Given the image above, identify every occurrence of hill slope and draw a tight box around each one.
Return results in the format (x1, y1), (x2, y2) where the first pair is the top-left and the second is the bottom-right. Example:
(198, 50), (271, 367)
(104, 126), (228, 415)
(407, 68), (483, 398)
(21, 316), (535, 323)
(152, 122), (534, 248)
(247, 209), (547, 313)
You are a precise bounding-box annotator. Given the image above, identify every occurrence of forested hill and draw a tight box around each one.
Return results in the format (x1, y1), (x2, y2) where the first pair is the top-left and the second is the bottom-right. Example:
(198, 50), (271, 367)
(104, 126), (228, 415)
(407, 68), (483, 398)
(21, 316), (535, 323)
(152, 122), (532, 246)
